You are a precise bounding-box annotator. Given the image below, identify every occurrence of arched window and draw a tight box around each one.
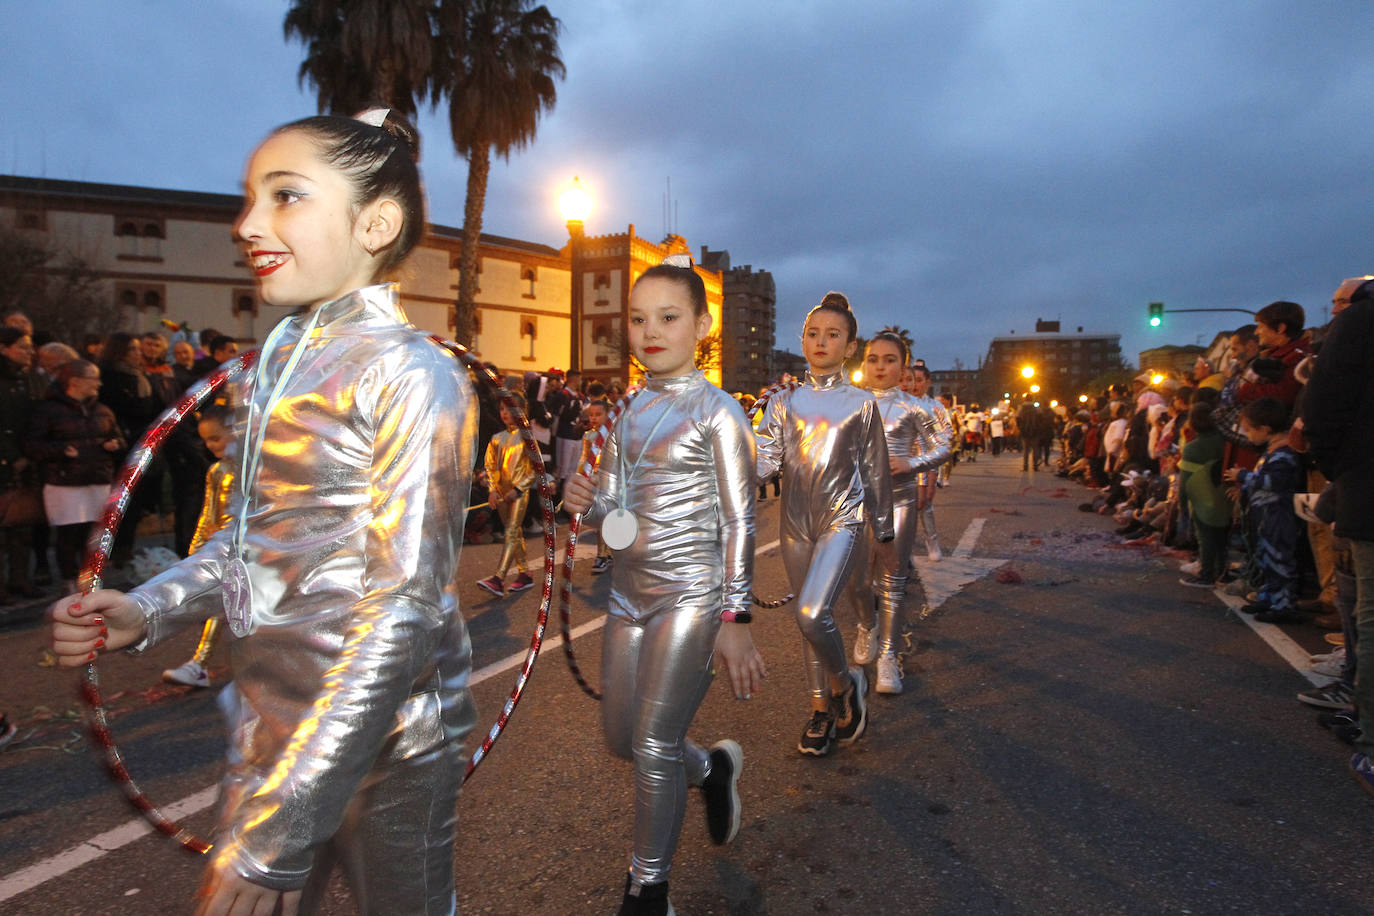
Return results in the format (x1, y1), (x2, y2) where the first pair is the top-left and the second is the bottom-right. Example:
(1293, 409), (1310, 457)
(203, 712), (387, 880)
(521, 266), (537, 298)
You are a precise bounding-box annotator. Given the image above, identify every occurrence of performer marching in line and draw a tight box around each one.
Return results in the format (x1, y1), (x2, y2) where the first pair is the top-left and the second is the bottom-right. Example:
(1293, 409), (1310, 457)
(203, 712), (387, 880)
(160, 404), (236, 689)
(905, 364), (954, 560)
(755, 292), (894, 757)
(845, 333), (951, 694)
(50, 108), (477, 916)
(563, 255), (765, 916)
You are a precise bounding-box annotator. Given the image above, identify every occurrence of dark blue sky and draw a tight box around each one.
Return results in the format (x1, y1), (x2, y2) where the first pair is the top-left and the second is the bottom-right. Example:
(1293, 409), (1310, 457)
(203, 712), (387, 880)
(4, 0), (1371, 368)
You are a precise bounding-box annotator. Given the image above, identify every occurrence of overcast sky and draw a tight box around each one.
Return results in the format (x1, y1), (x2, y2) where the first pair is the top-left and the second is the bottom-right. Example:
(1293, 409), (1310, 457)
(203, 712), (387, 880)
(4, 0), (1372, 369)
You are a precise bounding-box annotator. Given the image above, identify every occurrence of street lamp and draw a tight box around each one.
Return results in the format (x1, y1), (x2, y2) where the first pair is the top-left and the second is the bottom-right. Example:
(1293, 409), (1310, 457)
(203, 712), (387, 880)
(560, 177), (593, 375)
(1078, 394), (1088, 403)
(1150, 373), (1164, 386)
(1029, 384), (1040, 394)
(1020, 365), (1035, 379)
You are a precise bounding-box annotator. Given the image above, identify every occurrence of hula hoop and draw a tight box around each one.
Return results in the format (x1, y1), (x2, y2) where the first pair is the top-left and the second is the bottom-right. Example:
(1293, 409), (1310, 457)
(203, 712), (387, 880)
(556, 388), (639, 701)
(745, 379), (798, 609)
(78, 337), (557, 855)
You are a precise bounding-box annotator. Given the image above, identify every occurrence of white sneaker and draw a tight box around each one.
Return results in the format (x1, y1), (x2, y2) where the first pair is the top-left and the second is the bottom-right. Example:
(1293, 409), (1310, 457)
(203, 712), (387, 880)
(1178, 560), (1201, 575)
(1310, 649), (1346, 679)
(927, 537), (942, 562)
(875, 651), (903, 694)
(162, 661), (210, 689)
(853, 624), (878, 665)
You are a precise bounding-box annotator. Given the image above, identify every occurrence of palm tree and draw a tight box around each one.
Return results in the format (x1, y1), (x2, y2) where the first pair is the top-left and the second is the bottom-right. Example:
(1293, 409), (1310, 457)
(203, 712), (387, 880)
(284, 0), (440, 119)
(436, 0), (564, 346)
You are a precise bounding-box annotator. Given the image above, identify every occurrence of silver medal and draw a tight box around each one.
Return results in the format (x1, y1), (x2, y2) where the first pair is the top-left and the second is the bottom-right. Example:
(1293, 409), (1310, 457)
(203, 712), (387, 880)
(223, 556), (256, 637)
(601, 507), (639, 550)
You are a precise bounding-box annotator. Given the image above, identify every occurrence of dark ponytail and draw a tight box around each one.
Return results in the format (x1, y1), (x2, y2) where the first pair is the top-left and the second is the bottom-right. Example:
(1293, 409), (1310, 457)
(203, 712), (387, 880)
(275, 107), (426, 275)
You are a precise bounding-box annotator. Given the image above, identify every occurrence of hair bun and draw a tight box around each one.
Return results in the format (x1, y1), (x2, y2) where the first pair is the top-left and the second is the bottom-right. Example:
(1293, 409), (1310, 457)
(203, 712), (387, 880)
(819, 290), (851, 311)
(353, 106), (421, 162)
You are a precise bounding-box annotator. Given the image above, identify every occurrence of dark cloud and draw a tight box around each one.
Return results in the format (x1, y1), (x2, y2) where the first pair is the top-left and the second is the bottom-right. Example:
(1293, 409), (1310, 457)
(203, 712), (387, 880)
(3, 0), (1372, 368)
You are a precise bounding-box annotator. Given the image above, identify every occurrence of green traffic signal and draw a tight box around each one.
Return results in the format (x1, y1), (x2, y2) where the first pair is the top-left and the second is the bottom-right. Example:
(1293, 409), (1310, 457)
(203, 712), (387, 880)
(1148, 301), (1164, 327)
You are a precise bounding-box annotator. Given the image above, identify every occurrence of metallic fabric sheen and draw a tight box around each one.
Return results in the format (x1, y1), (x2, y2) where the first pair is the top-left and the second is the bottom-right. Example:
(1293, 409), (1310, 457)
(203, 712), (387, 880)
(844, 386), (951, 654)
(755, 369), (894, 699)
(585, 369), (755, 886)
(126, 284), (477, 899)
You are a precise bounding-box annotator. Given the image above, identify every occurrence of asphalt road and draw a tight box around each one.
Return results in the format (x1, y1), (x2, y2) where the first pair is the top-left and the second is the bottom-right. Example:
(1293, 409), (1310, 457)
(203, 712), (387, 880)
(1, 450), (1368, 915)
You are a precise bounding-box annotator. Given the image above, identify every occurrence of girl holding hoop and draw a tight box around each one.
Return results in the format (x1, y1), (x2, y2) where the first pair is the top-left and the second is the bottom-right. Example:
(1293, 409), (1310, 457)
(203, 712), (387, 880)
(50, 109), (477, 915)
(562, 256), (765, 916)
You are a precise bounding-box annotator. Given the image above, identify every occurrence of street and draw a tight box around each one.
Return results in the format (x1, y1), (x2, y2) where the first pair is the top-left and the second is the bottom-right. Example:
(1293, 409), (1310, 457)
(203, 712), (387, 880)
(1, 451), (1368, 915)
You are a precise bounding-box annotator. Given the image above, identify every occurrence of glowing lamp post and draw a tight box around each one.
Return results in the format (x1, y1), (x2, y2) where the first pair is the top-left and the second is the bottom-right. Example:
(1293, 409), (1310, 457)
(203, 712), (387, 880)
(560, 177), (593, 374)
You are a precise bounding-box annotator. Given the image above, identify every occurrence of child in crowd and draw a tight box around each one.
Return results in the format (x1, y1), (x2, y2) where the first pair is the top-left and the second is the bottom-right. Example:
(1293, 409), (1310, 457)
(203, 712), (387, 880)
(50, 108), (477, 914)
(161, 405), (235, 688)
(755, 291), (894, 756)
(578, 398), (615, 574)
(1178, 404), (1231, 588)
(476, 390), (536, 597)
(845, 333), (949, 694)
(1223, 397), (1304, 622)
(562, 255), (765, 916)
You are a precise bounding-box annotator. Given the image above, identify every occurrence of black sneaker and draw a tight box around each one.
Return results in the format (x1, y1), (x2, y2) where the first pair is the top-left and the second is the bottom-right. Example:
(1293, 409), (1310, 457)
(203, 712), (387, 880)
(701, 740), (742, 845)
(833, 665), (869, 746)
(797, 709), (835, 757)
(618, 876), (673, 916)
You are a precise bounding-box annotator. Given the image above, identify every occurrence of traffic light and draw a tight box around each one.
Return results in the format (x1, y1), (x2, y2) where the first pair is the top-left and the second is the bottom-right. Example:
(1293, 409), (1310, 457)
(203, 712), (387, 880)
(1148, 302), (1164, 327)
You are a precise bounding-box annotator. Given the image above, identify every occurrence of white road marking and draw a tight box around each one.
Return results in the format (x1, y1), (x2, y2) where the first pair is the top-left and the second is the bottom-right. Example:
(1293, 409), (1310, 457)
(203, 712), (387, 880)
(911, 518), (1007, 611)
(0, 538), (787, 904)
(1211, 589), (1331, 687)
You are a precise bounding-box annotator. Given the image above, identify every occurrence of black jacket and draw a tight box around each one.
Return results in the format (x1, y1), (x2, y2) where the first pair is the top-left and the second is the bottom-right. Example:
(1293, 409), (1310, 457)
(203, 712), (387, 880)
(1303, 299), (1374, 541)
(26, 393), (126, 487)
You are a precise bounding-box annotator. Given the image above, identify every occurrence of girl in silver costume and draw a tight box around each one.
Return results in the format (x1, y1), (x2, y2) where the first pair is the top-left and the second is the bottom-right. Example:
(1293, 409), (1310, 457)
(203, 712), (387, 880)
(903, 365), (956, 560)
(845, 335), (951, 695)
(50, 110), (476, 916)
(563, 257), (766, 916)
(755, 292), (895, 757)
(476, 390), (537, 597)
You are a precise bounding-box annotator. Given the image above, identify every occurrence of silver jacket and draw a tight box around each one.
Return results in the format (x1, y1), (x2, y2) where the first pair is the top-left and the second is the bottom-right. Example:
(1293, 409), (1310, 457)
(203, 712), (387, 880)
(756, 369), (894, 542)
(874, 387), (951, 504)
(586, 369), (755, 620)
(127, 284), (477, 889)
(911, 394), (955, 486)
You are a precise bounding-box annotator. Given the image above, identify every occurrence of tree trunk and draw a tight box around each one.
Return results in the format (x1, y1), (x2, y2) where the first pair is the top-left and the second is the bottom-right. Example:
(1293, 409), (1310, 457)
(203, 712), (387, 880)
(453, 143), (490, 348)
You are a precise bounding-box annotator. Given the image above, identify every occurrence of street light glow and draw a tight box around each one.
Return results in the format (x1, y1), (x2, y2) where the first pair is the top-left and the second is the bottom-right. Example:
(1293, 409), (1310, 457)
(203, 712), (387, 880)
(1150, 373), (1164, 385)
(852, 370), (863, 384)
(1078, 394), (1088, 403)
(559, 176), (592, 224)
(1020, 365), (1035, 379)
(1050, 400), (1058, 408)
(1029, 384), (1040, 393)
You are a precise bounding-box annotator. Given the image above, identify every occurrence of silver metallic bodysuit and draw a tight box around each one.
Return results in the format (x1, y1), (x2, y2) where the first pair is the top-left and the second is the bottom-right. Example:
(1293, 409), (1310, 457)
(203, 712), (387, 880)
(842, 387), (951, 654)
(583, 369), (755, 886)
(755, 369), (894, 700)
(913, 394), (956, 543)
(127, 285), (476, 912)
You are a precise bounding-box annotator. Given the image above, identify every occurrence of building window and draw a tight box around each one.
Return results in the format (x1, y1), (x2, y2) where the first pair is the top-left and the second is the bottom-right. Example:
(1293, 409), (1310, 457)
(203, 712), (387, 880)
(115, 215), (165, 260)
(593, 273), (611, 289)
(521, 266), (537, 298)
(16, 209), (45, 231)
(233, 288), (258, 316)
(520, 315), (538, 361)
(115, 282), (166, 313)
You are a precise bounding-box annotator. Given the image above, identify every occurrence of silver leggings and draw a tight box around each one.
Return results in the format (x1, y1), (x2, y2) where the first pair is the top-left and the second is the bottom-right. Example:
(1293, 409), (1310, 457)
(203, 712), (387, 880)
(601, 604), (717, 886)
(782, 525), (861, 701)
(844, 501), (919, 655)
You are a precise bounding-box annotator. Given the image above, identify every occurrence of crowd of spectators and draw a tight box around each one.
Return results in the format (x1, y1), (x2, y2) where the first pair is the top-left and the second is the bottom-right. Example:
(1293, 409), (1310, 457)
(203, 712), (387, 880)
(1054, 278), (1374, 799)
